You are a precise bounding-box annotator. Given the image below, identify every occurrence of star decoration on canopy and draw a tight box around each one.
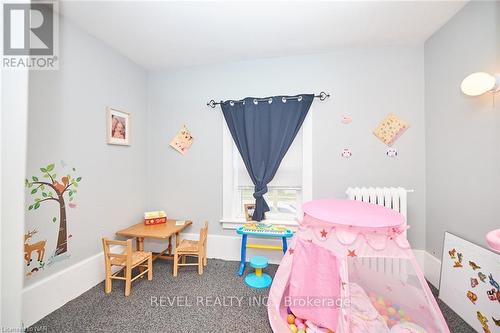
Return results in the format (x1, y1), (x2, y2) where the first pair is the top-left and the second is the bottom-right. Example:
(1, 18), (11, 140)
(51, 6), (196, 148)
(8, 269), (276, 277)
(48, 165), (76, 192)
(347, 249), (357, 257)
(288, 248), (295, 255)
(320, 229), (328, 238)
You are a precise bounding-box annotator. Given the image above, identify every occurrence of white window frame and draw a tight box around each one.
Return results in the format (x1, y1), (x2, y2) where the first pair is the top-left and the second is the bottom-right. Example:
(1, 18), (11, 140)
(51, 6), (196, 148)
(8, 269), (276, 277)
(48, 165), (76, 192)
(220, 110), (313, 229)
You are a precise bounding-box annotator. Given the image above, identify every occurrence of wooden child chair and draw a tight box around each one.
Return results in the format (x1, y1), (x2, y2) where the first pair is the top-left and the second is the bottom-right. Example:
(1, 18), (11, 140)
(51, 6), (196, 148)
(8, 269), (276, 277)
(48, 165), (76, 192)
(102, 238), (153, 296)
(173, 221), (208, 276)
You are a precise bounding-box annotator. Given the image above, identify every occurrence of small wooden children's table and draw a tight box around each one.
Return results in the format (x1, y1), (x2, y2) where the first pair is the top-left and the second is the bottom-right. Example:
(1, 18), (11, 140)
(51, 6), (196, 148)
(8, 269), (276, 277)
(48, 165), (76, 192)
(116, 219), (192, 262)
(236, 223), (294, 276)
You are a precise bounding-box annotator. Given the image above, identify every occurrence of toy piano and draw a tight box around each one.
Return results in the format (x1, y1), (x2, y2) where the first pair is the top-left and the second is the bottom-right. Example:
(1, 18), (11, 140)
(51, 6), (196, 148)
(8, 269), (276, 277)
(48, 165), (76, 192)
(236, 223), (294, 276)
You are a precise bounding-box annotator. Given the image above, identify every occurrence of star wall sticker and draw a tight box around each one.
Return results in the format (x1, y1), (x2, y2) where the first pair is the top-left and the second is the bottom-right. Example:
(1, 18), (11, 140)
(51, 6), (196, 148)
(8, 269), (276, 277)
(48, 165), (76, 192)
(320, 229), (328, 238)
(347, 249), (357, 257)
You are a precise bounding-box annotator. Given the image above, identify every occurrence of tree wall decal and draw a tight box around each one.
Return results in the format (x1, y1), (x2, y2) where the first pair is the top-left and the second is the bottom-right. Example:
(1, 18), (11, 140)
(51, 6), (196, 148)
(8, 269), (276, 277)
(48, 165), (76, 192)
(25, 163), (82, 256)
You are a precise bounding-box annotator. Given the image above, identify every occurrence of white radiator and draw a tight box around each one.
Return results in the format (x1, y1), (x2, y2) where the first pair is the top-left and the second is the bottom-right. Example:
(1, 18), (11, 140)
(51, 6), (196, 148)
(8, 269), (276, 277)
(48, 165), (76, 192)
(346, 187), (411, 280)
(346, 186), (408, 219)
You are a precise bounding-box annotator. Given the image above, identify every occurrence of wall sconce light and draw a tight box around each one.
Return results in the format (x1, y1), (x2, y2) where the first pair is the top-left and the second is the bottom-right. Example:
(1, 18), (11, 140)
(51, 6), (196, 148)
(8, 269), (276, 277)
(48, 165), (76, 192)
(461, 72), (500, 96)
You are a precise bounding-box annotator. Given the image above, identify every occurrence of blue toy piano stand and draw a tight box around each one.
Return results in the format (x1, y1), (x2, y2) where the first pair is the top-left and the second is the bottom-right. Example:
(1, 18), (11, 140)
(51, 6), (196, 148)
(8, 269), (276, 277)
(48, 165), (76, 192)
(245, 256), (272, 288)
(236, 224), (294, 276)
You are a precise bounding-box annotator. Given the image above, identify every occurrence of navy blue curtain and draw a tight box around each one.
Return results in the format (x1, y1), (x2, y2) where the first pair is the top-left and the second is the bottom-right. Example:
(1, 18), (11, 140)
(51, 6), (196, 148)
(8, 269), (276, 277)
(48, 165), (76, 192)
(221, 94), (313, 221)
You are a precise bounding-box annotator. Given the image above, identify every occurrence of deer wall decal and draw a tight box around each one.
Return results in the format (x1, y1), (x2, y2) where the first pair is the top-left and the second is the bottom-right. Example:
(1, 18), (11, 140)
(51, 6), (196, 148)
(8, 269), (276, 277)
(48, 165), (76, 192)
(24, 230), (46, 266)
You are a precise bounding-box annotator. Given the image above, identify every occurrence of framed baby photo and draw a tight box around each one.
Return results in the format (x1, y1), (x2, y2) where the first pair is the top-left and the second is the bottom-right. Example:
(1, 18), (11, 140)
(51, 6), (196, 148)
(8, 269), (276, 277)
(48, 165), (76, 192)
(244, 203), (256, 221)
(107, 107), (130, 146)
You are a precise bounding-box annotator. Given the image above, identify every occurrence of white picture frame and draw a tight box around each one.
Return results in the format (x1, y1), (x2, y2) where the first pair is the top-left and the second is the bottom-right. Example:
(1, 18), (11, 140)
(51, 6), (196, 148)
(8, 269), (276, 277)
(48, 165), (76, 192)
(244, 203), (256, 222)
(106, 107), (130, 146)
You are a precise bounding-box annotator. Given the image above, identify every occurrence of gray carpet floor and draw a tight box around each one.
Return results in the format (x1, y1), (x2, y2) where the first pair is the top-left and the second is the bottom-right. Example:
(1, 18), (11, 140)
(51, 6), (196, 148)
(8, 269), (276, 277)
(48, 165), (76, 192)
(30, 259), (474, 333)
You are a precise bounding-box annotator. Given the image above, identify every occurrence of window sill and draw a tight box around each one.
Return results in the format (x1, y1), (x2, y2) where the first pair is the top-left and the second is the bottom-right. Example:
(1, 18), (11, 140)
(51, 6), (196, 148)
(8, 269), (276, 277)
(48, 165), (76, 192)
(220, 218), (300, 230)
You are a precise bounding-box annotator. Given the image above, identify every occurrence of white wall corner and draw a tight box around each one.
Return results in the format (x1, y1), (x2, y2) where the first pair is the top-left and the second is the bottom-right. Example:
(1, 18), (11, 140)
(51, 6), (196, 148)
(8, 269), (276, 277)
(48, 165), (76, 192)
(413, 249), (441, 288)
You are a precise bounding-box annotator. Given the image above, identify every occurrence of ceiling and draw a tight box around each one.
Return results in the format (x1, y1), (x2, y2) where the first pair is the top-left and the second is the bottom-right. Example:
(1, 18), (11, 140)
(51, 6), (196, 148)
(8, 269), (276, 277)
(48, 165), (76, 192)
(60, 1), (467, 70)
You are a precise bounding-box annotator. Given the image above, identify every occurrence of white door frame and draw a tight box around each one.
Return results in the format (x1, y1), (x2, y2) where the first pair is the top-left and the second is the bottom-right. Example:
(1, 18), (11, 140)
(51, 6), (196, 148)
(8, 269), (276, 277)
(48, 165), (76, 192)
(1, 67), (29, 329)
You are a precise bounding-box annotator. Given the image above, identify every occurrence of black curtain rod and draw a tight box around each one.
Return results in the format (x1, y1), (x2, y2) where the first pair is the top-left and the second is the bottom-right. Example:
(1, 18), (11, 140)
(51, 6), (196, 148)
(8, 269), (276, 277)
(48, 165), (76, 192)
(207, 91), (330, 108)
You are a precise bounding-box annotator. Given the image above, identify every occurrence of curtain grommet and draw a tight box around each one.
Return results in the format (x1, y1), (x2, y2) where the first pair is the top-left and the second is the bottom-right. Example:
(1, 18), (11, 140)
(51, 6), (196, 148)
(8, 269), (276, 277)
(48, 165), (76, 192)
(229, 101), (235, 106)
(282, 97), (287, 103)
(268, 98), (273, 104)
(253, 99), (258, 105)
(298, 96), (303, 102)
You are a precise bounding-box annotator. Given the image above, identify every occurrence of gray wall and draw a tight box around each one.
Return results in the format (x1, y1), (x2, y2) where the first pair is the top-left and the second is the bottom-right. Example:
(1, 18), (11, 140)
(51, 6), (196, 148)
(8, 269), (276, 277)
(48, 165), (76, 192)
(425, 1), (500, 258)
(147, 47), (427, 248)
(25, 16), (148, 285)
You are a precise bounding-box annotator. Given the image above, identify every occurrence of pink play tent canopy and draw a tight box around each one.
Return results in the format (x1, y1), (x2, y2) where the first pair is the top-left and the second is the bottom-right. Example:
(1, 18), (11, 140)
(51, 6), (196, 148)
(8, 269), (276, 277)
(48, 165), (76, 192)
(268, 199), (449, 333)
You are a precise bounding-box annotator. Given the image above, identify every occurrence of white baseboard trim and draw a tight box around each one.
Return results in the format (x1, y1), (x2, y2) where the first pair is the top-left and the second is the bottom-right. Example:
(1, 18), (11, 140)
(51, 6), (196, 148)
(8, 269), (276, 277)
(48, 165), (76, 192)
(424, 251), (442, 288)
(22, 250), (107, 327)
(413, 249), (425, 269)
(411, 249), (441, 287)
(22, 233), (442, 327)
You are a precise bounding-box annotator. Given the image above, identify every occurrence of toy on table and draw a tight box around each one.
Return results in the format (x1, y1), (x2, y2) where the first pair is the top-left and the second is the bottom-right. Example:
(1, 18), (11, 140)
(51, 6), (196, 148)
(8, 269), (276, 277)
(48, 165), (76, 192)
(244, 256), (272, 289)
(143, 210), (167, 225)
(236, 223), (293, 276)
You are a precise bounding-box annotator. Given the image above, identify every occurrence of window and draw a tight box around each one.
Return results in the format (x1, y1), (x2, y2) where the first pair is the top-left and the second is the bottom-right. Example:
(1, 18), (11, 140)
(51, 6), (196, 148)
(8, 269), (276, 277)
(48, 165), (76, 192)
(221, 111), (312, 228)
(237, 187), (300, 220)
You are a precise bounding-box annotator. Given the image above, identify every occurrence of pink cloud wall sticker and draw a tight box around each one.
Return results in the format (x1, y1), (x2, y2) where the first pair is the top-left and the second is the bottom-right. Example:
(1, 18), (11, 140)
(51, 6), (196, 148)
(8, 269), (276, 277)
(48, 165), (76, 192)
(341, 114), (352, 124)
